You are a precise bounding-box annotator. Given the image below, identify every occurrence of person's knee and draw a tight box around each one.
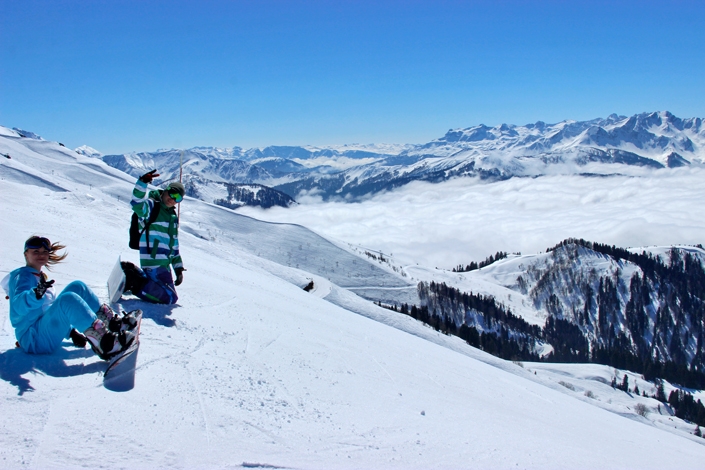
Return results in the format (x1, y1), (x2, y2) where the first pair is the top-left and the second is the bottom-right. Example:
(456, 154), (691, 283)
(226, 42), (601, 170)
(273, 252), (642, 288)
(62, 280), (99, 311)
(41, 293), (83, 339)
(54, 292), (84, 312)
(52, 292), (95, 331)
(64, 280), (89, 294)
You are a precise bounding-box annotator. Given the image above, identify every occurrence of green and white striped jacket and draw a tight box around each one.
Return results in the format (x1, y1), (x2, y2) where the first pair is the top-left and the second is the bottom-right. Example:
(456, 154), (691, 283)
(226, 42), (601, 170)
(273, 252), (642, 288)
(131, 179), (184, 271)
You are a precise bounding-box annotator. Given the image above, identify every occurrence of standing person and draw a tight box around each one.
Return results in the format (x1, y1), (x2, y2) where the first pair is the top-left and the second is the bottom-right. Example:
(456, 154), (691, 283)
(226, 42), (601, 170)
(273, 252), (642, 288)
(125, 169), (185, 304)
(1, 236), (137, 359)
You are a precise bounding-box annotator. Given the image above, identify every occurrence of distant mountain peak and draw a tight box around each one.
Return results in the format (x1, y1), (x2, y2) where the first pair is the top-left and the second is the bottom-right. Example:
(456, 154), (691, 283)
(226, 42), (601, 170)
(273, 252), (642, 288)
(12, 128), (43, 140)
(75, 145), (103, 158)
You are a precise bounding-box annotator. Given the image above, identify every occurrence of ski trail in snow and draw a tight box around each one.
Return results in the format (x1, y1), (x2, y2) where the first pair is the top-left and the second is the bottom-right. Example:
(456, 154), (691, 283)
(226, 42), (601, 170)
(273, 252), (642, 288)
(422, 371), (444, 389)
(369, 356), (395, 384)
(243, 421), (284, 446)
(189, 295), (240, 310)
(28, 402), (52, 469)
(261, 333), (283, 352)
(187, 364), (212, 450)
(135, 334), (207, 371)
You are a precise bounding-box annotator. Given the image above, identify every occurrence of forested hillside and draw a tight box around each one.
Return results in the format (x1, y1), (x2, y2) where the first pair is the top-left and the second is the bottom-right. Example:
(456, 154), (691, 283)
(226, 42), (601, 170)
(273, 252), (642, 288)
(392, 240), (705, 389)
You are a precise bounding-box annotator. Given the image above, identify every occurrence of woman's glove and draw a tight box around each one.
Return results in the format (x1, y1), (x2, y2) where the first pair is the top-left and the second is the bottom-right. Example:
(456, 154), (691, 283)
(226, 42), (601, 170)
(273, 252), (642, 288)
(34, 277), (55, 299)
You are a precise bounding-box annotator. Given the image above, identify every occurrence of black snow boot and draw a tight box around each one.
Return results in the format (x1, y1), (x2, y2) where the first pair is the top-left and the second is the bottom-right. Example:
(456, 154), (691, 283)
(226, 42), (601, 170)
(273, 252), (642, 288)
(121, 261), (148, 294)
(69, 329), (87, 348)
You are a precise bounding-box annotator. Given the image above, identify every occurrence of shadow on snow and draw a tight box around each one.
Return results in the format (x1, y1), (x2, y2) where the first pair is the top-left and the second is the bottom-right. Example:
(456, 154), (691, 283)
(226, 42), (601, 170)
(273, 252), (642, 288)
(119, 298), (180, 328)
(1, 300), (180, 395)
(0, 344), (103, 395)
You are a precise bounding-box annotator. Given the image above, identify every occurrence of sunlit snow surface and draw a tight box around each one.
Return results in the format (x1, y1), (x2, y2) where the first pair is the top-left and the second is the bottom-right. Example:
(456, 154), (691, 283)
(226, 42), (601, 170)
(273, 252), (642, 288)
(1, 131), (705, 469)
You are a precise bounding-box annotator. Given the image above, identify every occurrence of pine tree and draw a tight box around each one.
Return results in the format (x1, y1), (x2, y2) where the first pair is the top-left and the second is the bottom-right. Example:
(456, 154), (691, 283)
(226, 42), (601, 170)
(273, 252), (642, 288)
(655, 380), (667, 403)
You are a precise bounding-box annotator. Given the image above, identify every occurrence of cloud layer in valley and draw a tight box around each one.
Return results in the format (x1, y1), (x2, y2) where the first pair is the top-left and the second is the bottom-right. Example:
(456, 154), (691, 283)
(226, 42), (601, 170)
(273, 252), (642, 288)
(238, 168), (705, 269)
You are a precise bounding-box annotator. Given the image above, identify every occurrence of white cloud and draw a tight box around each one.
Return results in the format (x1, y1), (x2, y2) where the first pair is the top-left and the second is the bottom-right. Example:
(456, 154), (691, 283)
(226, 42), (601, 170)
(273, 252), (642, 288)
(239, 167), (705, 269)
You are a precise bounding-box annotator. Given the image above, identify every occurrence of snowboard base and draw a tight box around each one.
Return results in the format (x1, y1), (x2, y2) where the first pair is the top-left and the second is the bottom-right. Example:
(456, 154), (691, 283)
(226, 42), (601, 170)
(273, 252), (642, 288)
(107, 256), (126, 304)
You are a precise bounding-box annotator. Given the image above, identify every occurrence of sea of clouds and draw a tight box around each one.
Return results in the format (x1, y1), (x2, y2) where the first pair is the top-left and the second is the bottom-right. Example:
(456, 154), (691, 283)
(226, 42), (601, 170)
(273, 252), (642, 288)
(238, 166), (705, 269)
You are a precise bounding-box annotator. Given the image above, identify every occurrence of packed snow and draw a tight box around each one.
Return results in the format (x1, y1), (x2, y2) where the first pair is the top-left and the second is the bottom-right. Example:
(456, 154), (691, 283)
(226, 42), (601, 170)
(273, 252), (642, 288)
(1, 130), (705, 469)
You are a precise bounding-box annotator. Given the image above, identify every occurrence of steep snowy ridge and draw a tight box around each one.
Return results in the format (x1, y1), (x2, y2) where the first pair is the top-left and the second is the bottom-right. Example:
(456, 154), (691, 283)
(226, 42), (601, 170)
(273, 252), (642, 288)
(2, 128), (705, 468)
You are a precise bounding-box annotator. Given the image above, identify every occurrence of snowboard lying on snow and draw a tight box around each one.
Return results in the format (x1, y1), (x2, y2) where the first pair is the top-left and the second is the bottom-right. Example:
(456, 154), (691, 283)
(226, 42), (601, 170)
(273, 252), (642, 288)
(104, 309), (143, 380)
(105, 257), (143, 389)
(102, 309), (143, 393)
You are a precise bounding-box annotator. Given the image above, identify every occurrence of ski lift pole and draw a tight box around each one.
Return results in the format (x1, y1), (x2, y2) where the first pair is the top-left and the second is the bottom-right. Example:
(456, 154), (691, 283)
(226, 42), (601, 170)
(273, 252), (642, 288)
(178, 150), (183, 219)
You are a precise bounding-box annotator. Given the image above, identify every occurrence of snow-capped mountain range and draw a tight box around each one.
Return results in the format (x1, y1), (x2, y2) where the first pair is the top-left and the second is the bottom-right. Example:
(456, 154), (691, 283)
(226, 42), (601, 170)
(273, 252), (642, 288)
(83, 111), (705, 204)
(2, 124), (705, 467)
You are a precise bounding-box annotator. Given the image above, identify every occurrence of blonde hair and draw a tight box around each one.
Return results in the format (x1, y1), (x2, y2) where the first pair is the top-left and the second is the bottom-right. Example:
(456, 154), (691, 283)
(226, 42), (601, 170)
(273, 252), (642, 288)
(46, 242), (68, 267)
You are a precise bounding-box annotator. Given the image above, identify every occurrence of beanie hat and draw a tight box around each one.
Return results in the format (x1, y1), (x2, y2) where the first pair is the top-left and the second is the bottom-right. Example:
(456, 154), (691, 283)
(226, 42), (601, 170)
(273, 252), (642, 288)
(166, 181), (185, 196)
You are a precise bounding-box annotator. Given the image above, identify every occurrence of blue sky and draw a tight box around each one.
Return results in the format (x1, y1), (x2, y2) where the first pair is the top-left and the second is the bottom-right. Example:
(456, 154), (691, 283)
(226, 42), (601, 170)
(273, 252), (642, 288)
(1, 0), (704, 154)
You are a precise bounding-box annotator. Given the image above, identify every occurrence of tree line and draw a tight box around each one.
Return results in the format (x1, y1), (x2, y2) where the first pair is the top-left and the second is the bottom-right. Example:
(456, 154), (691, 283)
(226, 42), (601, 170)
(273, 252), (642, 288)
(452, 251), (510, 272)
(214, 183), (295, 209)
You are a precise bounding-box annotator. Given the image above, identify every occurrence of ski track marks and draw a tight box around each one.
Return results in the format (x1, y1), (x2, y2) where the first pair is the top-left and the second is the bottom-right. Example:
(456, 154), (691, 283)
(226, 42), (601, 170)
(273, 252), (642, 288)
(187, 364), (213, 450)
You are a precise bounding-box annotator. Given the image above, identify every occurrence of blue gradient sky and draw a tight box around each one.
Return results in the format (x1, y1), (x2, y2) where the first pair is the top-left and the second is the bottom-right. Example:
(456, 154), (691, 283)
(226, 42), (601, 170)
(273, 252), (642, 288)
(1, 0), (704, 154)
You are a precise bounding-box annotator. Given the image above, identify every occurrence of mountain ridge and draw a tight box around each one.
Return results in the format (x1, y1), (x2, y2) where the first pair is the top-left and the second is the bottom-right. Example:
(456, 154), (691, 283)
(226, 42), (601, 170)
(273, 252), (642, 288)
(81, 110), (705, 203)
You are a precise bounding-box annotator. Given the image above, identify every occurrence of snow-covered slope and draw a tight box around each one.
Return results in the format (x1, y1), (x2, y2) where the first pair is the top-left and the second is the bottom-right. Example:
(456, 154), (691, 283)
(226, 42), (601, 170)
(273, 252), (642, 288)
(1, 130), (705, 468)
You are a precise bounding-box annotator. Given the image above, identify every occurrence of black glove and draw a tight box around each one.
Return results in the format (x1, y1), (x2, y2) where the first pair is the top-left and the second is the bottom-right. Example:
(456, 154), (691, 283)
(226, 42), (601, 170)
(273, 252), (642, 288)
(34, 277), (55, 299)
(139, 169), (160, 184)
(174, 267), (185, 286)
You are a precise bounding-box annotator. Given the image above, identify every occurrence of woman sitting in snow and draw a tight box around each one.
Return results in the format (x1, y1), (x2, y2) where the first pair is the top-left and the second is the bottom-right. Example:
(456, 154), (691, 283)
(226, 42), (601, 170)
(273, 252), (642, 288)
(1, 236), (137, 359)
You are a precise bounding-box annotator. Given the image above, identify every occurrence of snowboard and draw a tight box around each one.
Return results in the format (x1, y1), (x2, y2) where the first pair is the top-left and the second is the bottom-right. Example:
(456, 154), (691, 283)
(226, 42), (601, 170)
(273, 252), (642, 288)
(107, 256), (126, 304)
(103, 310), (143, 389)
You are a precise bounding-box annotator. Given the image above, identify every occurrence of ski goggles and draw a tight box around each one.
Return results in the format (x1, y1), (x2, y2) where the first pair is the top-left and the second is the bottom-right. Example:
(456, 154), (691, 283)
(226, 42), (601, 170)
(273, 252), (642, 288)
(167, 190), (183, 203)
(24, 236), (52, 252)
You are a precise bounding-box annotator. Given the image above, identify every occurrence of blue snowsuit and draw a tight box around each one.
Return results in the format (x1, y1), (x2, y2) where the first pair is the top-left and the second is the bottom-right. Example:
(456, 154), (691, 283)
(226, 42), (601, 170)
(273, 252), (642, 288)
(5, 266), (99, 354)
